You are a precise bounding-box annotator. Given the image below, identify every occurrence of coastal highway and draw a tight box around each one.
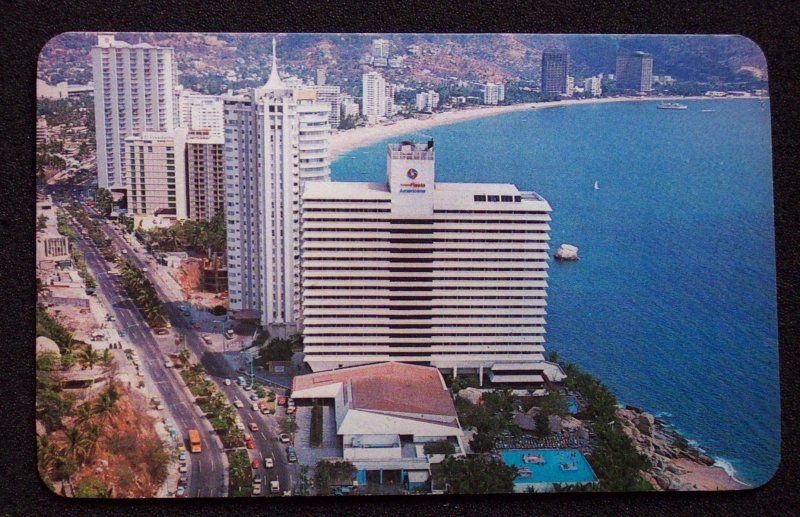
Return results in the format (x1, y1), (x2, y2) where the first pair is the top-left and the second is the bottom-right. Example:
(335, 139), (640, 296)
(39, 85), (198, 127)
(88, 205), (296, 495)
(63, 204), (227, 497)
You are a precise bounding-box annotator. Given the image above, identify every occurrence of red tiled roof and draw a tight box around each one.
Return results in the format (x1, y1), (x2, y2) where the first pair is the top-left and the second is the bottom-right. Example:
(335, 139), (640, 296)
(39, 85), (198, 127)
(292, 362), (457, 418)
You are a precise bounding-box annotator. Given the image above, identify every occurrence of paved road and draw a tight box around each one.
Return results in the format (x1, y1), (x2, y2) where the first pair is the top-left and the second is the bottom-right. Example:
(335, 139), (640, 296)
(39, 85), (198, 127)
(90, 206), (297, 496)
(63, 205), (227, 497)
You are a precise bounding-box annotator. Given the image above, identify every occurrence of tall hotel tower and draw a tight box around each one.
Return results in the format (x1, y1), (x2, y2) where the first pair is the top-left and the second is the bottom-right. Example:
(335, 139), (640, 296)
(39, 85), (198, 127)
(540, 48), (570, 95)
(224, 39), (331, 330)
(301, 141), (566, 386)
(91, 33), (177, 188)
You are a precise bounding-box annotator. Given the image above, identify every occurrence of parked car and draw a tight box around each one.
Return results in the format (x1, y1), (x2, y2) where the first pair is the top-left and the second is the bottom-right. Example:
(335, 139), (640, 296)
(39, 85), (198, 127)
(260, 407), (272, 415)
(253, 473), (262, 484)
(270, 480), (280, 494)
(249, 393), (259, 401)
(243, 384), (253, 391)
(286, 406), (296, 415)
(175, 486), (186, 498)
(252, 484), (262, 496)
(279, 433), (290, 444)
(251, 458), (261, 469)
(233, 399), (244, 408)
(164, 360), (174, 368)
(277, 396), (287, 406)
(249, 422), (259, 432)
(201, 334), (212, 345)
(178, 452), (186, 461)
(236, 422), (245, 431)
(245, 436), (255, 449)
(264, 457), (274, 469)
(178, 465), (188, 473)
(119, 330), (126, 337)
(224, 378), (231, 386)
(287, 398), (295, 408)
(251, 403), (259, 411)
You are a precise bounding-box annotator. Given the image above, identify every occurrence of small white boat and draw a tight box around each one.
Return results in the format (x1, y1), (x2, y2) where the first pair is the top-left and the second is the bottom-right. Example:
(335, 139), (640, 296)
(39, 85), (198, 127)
(657, 102), (688, 110)
(594, 181), (599, 191)
(700, 109), (715, 113)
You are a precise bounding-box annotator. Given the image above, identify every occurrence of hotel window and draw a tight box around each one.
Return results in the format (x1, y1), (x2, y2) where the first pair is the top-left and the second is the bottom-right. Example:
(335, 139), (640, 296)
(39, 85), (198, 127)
(488, 195), (500, 202)
(501, 195), (513, 202)
(474, 195), (486, 202)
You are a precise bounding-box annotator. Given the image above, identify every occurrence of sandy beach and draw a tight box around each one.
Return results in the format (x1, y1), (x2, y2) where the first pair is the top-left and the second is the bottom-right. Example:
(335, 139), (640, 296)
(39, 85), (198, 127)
(329, 95), (767, 158)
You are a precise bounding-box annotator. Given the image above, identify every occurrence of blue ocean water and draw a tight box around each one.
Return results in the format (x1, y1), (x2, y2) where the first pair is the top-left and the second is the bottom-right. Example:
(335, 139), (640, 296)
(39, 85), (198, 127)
(331, 99), (779, 487)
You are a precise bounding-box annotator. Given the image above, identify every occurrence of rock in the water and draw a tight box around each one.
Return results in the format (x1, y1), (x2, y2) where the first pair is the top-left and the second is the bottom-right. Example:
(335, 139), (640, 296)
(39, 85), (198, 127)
(554, 244), (579, 261)
(697, 453), (715, 466)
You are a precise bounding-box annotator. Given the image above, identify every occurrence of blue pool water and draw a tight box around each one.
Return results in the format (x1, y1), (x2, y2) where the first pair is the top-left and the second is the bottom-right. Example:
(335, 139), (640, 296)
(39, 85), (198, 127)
(501, 449), (598, 488)
(565, 396), (579, 415)
(331, 99), (779, 487)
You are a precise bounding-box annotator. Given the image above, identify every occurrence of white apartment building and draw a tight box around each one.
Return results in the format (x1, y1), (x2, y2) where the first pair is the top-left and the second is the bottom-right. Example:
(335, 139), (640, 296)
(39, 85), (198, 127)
(309, 85), (342, 129)
(91, 33), (177, 188)
(340, 96), (360, 120)
(124, 129), (188, 219)
(224, 40), (331, 329)
(315, 67), (327, 86)
(483, 82), (502, 105)
(361, 71), (387, 123)
(566, 76), (575, 96)
(415, 90), (440, 112)
(385, 83), (396, 117)
(583, 75), (602, 97)
(300, 140), (566, 385)
(175, 87), (224, 139)
(371, 38), (390, 67)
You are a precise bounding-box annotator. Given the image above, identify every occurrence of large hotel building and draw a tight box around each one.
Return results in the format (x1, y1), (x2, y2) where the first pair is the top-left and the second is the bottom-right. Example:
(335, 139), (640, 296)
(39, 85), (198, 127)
(300, 141), (565, 385)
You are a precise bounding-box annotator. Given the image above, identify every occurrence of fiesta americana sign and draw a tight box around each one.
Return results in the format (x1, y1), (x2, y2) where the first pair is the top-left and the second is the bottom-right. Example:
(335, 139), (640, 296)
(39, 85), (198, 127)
(400, 168), (426, 193)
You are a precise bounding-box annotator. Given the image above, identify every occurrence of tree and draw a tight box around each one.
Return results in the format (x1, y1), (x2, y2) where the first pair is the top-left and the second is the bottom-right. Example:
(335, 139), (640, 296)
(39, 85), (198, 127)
(177, 347), (191, 367)
(264, 338), (293, 361)
(92, 384), (120, 427)
(62, 426), (92, 466)
(534, 412), (550, 438)
(537, 390), (569, 417)
(76, 345), (101, 370)
(423, 440), (455, 455)
(94, 188), (113, 218)
(314, 460), (356, 495)
(37, 435), (59, 480)
(436, 455), (517, 494)
(74, 476), (111, 498)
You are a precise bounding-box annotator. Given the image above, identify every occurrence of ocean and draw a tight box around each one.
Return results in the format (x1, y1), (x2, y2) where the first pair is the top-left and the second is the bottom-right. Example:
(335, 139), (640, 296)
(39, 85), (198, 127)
(330, 98), (779, 487)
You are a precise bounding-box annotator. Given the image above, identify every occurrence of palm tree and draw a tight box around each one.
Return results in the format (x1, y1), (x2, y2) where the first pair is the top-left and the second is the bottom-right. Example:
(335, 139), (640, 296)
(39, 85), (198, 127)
(37, 435), (59, 479)
(178, 347), (191, 367)
(62, 426), (92, 466)
(92, 385), (120, 427)
(76, 345), (101, 370)
(73, 402), (95, 428)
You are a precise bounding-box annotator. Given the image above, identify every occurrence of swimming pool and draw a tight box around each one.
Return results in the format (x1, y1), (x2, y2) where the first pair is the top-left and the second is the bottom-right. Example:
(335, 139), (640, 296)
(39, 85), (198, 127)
(566, 396), (580, 414)
(501, 449), (598, 492)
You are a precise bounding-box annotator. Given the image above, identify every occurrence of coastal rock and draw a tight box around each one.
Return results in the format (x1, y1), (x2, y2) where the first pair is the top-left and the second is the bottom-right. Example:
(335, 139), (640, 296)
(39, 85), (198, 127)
(666, 464), (685, 475)
(697, 453), (715, 466)
(554, 244), (579, 261)
(655, 474), (672, 490)
(636, 414), (654, 436)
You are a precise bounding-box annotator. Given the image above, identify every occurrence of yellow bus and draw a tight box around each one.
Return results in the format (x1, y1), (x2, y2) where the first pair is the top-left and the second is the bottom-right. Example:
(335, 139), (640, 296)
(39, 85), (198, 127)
(188, 429), (202, 453)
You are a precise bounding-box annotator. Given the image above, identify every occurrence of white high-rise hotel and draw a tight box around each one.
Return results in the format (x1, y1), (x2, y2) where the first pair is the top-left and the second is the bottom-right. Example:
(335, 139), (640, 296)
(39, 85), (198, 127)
(301, 141), (566, 385)
(91, 33), (177, 188)
(224, 40), (331, 329)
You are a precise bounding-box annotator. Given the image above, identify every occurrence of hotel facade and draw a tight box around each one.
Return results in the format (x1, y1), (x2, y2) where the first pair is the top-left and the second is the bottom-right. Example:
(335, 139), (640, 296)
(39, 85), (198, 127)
(300, 141), (565, 385)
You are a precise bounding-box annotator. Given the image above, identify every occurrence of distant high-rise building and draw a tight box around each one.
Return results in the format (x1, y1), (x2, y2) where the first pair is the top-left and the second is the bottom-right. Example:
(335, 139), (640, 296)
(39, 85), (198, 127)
(583, 75), (603, 97)
(223, 39), (331, 328)
(483, 83), (502, 105)
(498, 83), (505, 102)
(186, 129), (225, 222)
(566, 76), (575, 96)
(315, 67), (327, 86)
(540, 49), (569, 95)
(91, 33), (177, 189)
(309, 85), (342, 128)
(361, 71), (387, 123)
(385, 83), (396, 117)
(124, 129), (187, 218)
(371, 38), (390, 66)
(615, 51), (654, 93)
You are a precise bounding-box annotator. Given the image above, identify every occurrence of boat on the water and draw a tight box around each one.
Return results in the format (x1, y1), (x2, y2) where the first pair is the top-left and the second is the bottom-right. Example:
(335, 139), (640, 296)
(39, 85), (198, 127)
(700, 109), (715, 113)
(657, 102), (688, 110)
(594, 181), (599, 191)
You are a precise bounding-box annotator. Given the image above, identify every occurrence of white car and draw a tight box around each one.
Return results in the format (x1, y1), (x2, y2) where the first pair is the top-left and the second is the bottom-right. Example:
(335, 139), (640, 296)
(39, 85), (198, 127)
(264, 457), (274, 469)
(233, 399), (244, 408)
(224, 378), (231, 386)
(270, 480), (280, 494)
(236, 422), (245, 431)
(178, 465), (188, 473)
(252, 484), (262, 496)
(164, 360), (174, 368)
(251, 403), (259, 411)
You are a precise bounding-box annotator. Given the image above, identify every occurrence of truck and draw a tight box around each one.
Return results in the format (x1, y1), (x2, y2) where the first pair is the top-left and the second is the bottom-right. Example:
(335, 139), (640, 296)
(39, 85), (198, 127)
(188, 429), (202, 453)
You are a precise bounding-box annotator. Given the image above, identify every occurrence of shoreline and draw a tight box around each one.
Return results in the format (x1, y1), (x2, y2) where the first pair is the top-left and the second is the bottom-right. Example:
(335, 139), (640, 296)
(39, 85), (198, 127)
(329, 95), (768, 158)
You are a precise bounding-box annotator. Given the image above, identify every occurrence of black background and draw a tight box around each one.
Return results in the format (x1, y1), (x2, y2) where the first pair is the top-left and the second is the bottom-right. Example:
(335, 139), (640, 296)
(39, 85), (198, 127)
(1, 0), (798, 514)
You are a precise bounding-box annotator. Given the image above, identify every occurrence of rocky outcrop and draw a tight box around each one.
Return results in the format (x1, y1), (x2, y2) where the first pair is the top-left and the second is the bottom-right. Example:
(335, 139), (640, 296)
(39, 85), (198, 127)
(615, 406), (743, 491)
(457, 387), (483, 405)
(554, 244), (579, 261)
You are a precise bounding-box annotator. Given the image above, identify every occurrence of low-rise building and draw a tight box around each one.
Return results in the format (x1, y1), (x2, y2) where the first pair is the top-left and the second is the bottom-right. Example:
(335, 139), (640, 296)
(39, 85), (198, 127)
(291, 362), (466, 491)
